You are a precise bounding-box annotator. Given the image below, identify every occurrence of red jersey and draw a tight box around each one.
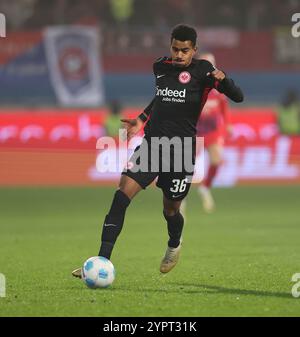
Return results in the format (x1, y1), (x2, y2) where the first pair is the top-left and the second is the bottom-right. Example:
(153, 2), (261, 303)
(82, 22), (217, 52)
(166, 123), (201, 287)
(196, 89), (231, 146)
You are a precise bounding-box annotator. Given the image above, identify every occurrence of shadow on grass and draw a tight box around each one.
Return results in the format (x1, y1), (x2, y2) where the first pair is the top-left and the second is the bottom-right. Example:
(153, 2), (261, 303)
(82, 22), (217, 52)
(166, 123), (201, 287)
(104, 281), (292, 299)
(169, 282), (292, 299)
(71, 277), (291, 299)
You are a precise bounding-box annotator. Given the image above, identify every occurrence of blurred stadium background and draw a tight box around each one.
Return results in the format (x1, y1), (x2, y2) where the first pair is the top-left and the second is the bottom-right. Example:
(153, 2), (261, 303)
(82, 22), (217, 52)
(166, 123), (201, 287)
(0, 0), (300, 185)
(1, 0), (300, 317)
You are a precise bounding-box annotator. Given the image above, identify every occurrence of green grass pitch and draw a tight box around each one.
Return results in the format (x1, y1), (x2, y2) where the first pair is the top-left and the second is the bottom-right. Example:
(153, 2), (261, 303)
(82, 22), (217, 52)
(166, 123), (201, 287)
(0, 185), (299, 317)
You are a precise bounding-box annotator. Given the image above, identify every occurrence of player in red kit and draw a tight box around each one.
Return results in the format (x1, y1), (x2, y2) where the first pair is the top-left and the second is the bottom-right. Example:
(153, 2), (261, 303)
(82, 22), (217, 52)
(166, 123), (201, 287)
(196, 53), (233, 213)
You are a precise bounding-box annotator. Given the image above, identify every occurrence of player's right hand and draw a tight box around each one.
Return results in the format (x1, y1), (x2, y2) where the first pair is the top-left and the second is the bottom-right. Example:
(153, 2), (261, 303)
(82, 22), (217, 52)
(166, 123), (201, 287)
(120, 118), (143, 140)
(207, 69), (225, 81)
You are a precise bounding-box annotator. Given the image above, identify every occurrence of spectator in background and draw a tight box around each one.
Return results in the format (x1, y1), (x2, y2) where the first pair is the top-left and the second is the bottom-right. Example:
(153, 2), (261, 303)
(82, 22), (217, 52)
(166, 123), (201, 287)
(104, 100), (123, 138)
(0, 0), (35, 30)
(278, 89), (300, 135)
(23, 0), (56, 28)
(109, 0), (134, 27)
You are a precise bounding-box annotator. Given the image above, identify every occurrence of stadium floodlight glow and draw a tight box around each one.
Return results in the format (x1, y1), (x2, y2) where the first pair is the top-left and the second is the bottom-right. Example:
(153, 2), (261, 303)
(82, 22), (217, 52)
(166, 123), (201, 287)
(0, 13), (6, 38)
(291, 13), (300, 38)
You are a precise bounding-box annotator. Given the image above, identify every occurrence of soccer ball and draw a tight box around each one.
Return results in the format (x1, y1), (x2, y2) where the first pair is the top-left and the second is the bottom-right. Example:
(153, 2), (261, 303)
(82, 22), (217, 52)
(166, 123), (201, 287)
(82, 256), (115, 288)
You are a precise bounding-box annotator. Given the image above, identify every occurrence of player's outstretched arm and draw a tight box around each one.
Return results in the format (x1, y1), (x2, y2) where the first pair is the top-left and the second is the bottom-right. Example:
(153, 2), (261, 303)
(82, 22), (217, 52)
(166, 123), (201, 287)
(208, 69), (244, 103)
(120, 98), (155, 140)
(120, 118), (144, 140)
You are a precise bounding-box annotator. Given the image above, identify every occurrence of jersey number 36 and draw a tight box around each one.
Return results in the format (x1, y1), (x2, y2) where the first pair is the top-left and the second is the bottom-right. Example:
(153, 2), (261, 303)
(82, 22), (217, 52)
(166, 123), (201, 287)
(170, 178), (188, 193)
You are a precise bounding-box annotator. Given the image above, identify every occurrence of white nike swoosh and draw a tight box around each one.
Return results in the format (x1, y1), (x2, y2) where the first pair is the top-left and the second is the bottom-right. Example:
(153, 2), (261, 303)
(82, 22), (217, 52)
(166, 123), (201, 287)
(157, 74), (165, 79)
(172, 194), (184, 198)
(104, 223), (117, 227)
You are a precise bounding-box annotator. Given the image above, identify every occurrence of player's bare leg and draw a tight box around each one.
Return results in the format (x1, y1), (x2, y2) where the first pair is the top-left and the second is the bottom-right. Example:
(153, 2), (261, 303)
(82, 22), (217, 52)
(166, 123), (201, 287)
(72, 175), (142, 278)
(199, 142), (223, 213)
(180, 198), (187, 219)
(160, 196), (184, 273)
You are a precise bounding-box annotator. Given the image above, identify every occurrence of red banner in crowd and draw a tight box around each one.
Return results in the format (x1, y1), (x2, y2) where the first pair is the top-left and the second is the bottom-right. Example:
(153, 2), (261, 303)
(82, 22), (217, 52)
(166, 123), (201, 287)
(0, 108), (299, 186)
(0, 109), (107, 149)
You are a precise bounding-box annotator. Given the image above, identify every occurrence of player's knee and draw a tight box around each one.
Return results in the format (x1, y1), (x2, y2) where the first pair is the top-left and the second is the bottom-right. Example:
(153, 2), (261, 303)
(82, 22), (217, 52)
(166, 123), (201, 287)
(209, 151), (222, 165)
(209, 147), (223, 166)
(210, 157), (222, 166)
(118, 186), (133, 200)
(163, 206), (180, 217)
(118, 175), (142, 200)
(163, 208), (184, 230)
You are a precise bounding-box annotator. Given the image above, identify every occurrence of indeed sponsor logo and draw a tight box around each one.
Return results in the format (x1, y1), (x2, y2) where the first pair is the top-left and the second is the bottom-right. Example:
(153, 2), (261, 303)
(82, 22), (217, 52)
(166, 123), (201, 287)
(156, 86), (186, 103)
(156, 86), (186, 98)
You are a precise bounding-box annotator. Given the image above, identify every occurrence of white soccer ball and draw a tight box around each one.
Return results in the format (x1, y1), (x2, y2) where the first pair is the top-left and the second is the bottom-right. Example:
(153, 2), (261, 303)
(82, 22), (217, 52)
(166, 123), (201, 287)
(82, 256), (115, 288)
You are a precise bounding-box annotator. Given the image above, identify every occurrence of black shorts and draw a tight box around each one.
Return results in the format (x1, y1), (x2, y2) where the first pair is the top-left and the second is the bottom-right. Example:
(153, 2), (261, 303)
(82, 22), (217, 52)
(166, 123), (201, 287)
(122, 137), (195, 201)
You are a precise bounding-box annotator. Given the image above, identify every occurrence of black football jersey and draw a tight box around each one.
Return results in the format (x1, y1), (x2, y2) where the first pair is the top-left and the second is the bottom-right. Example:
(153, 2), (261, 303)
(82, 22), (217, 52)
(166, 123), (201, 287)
(143, 57), (243, 138)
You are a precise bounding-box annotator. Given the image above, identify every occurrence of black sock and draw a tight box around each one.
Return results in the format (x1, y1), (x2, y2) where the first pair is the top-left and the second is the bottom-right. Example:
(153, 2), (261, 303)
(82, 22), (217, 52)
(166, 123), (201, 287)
(98, 190), (131, 259)
(163, 211), (184, 248)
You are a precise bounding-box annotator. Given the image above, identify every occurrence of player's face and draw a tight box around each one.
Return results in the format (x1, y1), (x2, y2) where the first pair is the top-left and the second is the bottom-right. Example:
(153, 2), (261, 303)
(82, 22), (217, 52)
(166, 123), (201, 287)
(170, 39), (197, 68)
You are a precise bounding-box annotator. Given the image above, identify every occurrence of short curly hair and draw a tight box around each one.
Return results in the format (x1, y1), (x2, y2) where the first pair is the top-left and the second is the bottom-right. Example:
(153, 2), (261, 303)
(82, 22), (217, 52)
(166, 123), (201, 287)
(171, 24), (197, 47)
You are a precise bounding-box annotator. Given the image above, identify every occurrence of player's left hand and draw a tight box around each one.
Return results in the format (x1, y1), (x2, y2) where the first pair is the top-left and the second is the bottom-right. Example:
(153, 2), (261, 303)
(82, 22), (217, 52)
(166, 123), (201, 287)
(207, 69), (226, 81)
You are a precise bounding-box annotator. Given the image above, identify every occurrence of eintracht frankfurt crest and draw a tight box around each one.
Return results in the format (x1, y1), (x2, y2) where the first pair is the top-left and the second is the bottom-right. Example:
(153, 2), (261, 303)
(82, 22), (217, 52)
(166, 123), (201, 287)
(179, 71), (191, 84)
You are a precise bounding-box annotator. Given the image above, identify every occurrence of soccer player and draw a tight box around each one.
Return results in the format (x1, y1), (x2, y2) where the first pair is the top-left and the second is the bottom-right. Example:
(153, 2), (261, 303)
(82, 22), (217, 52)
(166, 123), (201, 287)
(196, 53), (233, 213)
(72, 24), (243, 277)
